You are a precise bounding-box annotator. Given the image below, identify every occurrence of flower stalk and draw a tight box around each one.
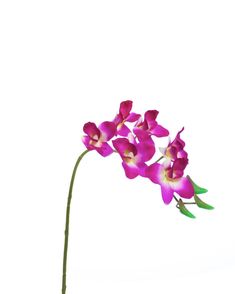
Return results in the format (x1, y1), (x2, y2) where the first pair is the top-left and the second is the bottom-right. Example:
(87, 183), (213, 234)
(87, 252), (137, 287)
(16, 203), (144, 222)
(62, 149), (89, 294)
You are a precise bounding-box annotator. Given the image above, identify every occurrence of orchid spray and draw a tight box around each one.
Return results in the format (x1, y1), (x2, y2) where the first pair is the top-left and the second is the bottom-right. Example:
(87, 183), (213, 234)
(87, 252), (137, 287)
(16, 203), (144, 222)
(61, 100), (214, 293)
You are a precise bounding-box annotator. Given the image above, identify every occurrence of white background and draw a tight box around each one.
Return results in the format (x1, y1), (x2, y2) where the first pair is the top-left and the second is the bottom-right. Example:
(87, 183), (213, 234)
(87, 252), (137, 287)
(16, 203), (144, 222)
(1, 1), (235, 293)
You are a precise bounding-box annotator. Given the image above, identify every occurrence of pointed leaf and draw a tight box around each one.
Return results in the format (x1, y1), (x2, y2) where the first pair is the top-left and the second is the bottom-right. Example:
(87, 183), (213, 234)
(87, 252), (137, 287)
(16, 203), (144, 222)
(187, 176), (208, 194)
(178, 199), (196, 219)
(194, 194), (214, 210)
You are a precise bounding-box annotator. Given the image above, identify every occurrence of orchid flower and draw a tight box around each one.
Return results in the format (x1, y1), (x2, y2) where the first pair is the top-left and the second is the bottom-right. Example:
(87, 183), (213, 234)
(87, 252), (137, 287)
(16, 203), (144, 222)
(112, 137), (155, 179)
(145, 158), (194, 204)
(134, 110), (169, 141)
(160, 127), (188, 161)
(113, 100), (141, 136)
(82, 121), (116, 156)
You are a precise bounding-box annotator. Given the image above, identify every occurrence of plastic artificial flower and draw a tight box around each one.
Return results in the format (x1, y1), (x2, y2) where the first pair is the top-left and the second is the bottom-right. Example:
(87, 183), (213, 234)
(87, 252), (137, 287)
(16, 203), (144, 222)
(113, 100), (141, 136)
(112, 137), (155, 179)
(82, 121), (116, 156)
(134, 110), (169, 141)
(145, 158), (194, 204)
(160, 127), (188, 161)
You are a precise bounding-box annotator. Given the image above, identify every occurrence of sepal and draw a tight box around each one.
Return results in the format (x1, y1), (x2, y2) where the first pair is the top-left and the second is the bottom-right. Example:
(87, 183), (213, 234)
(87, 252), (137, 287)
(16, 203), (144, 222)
(187, 176), (208, 194)
(194, 194), (214, 210)
(178, 199), (196, 219)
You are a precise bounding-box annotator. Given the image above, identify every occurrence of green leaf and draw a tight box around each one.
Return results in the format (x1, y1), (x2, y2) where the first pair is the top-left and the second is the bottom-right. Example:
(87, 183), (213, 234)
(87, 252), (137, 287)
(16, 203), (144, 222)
(178, 199), (196, 219)
(194, 194), (214, 210)
(187, 176), (208, 194)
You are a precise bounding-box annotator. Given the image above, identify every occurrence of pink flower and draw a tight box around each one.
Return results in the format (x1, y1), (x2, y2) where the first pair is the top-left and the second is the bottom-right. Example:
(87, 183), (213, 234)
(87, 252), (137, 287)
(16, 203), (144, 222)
(160, 127), (188, 161)
(145, 158), (194, 204)
(112, 137), (155, 179)
(82, 121), (116, 157)
(134, 110), (169, 141)
(113, 100), (141, 136)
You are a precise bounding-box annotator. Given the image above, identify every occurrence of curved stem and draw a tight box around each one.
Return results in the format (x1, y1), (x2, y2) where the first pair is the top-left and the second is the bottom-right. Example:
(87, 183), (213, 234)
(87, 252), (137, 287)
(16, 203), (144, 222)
(62, 149), (89, 294)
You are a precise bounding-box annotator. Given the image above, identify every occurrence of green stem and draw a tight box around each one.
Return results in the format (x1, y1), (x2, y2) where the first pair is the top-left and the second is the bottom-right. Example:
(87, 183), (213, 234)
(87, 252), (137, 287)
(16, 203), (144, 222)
(62, 149), (89, 294)
(156, 155), (164, 163)
(173, 195), (179, 203)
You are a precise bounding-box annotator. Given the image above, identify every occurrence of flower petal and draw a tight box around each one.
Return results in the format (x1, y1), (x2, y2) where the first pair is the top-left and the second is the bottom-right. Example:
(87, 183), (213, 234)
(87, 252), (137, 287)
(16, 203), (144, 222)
(119, 100), (133, 119)
(178, 150), (188, 159)
(172, 177), (194, 199)
(173, 158), (188, 172)
(171, 158), (188, 178)
(144, 110), (159, 122)
(117, 124), (131, 136)
(161, 184), (174, 204)
(95, 142), (114, 157)
(137, 139), (155, 162)
(151, 124), (169, 137)
(113, 114), (122, 126)
(126, 112), (141, 122)
(166, 146), (178, 160)
(82, 136), (94, 150)
(137, 162), (148, 177)
(145, 162), (163, 184)
(122, 162), (139, 179)
(99, 121), (116, 141)
(83, 122), (100, 139)
(171, 127), (185, 150)
(133, 127), (149, 141)
(112, 138), (137, 157)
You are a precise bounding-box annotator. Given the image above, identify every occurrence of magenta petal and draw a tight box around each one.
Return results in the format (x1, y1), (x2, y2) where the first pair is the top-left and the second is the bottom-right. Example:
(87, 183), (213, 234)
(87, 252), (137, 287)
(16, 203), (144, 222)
(99, 121), (116, 141)
(112, 138), (137, 157)
(113, 114), (122, 126)
(176, 127), (185, 141)
(138, 163), (148, 177)
(172, 169), (184, 179)
(133, 127), (149, 141)
(82, 136), (93, 150)
(161, 184), (174, 204)
(172, 158), (188, 173)
(119, 100), (133, 119)
(126, 112), (141, 122)
(137, 140), (155, 162)
(95, 142), (113, 157)
(173, 177), (194, 199)
(122, 162), (139, 179)
(144, 110), (159, 122)
(171, 127), (185, 150)
(83, 122), (100, 139)
(145, 162), (163, 184)
(178, 150), (188, 159)
(151, 124), (169, 137)
(118, 124), (131, 136)
(167, 146), (178, 160)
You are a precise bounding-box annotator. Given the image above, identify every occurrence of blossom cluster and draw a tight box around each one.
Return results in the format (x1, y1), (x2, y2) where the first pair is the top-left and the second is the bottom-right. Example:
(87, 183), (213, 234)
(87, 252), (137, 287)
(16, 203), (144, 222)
(82, 100), (212, 216)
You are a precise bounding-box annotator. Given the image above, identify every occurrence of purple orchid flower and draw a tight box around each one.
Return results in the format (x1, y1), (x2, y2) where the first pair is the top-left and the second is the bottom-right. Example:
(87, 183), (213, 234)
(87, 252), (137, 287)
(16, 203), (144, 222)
(113, 100), (141, 136)
(112, 137), (155, 179)
(145, 158), (194, 204)
(134, 110), (169, 141)
(82, 121), (116, 157)
(160, 127), (188, 161)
